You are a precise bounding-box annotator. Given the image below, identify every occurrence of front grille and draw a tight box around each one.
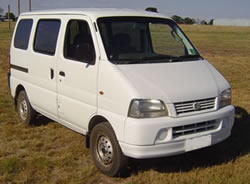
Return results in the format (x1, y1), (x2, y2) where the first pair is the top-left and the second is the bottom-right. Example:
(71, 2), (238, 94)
(174, 97), (216, 115)
(172, 120), (219, 138)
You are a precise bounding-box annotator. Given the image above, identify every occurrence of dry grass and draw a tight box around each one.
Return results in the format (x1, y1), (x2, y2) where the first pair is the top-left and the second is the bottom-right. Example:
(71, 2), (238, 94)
(0, 22), (250, 183)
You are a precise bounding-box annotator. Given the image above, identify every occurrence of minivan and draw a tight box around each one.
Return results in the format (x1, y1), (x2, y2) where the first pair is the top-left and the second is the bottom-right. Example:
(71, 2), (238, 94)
(9, 9), (235, 176)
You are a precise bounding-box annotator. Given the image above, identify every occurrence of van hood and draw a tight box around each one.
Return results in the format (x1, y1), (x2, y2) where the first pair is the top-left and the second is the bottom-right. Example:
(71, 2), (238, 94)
(117, 60), (227, 103)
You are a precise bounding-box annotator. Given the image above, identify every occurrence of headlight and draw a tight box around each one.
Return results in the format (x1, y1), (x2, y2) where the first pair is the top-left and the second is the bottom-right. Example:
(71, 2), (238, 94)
(128, 99), (168, 118)
(219, 89), (231, 108)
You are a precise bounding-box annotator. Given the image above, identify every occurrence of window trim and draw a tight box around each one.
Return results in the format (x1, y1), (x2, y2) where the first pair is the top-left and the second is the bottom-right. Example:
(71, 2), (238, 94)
(33, 19), (61, 56)
(14, 19), (33, 50)
(63, 19), (96, 65)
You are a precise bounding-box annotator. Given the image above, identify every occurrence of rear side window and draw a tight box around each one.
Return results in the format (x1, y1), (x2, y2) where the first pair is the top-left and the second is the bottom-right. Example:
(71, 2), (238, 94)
(14, 19), (33, 50)
(34, 19), (61, 55)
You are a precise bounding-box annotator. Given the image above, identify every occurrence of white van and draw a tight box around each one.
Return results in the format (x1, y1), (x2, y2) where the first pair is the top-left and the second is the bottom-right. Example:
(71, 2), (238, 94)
(9, 9), (235, 176)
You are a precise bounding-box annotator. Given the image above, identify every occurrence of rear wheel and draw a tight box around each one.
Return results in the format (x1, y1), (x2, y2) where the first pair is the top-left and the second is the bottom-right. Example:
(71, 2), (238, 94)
(16, 90), (36, 124)
(90, 122), (128, 176)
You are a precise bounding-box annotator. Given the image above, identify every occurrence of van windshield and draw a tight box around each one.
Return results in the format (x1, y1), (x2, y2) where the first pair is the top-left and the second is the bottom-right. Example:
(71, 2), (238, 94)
(97, 17), (202, 64)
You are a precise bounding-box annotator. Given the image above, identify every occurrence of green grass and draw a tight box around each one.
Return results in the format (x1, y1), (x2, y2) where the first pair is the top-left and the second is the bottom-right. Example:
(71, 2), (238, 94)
(0, 22), (250, 183)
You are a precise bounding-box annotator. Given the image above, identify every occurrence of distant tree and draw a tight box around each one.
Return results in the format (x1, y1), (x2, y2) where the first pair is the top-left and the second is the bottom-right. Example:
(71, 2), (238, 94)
(192, 18), (196, 24)
(209, 19), (214, 25)
(5, 12), (16, 21)
(195, 18), (201, 24)
(200, 20), (208, 25)
(145, 7), (158, 13)
(171, 15), (183, 23)
(184, 17), (194, 24)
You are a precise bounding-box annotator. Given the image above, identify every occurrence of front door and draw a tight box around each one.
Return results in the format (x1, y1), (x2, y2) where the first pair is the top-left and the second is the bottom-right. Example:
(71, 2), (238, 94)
(57, 16), (99, 132)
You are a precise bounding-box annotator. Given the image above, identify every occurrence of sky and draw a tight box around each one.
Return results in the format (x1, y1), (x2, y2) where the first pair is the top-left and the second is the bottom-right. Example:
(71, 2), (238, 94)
(0, 0), (250, 21)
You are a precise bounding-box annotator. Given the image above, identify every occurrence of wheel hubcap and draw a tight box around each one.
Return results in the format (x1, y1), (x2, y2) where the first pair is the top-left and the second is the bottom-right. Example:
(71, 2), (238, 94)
(97, 135), (113, 165)
(19, 99), (28, 120)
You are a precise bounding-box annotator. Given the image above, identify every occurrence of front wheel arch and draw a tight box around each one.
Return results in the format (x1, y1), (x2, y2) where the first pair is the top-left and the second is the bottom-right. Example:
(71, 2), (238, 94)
(86, 115), (109, 148)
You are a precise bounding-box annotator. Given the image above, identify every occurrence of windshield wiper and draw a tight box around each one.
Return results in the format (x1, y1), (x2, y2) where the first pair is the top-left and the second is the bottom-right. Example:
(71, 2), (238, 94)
(124, 59), (144, 64)
(128, 56), (174, 64)
(112, 59), (145, 64)
(142, 55), (173, 61)
(116, 55), (173, 64)
(169, 55), (203, 62)
(112, 55), (203, 64)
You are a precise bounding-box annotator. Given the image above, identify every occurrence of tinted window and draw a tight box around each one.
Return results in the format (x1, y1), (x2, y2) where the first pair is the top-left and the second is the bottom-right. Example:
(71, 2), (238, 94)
(14, 19), (33, 50)
(64, 20), (95, 63)
(34, 20), (61, 55)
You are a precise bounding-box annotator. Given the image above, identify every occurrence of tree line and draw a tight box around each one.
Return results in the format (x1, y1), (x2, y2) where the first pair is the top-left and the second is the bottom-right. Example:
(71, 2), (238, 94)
(145, 7), (214, 25)
(0, 6), (16, 21)
(172, 15), (214, 25)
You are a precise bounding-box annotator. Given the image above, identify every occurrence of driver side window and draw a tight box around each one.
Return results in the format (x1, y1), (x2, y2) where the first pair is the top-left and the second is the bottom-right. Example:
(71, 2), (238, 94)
(64, 20), (95, 64)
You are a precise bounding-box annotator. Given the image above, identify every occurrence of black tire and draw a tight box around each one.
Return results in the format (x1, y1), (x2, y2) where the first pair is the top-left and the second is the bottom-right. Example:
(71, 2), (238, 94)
(16, 90), (37, 124)
(90, 122), (128, 176)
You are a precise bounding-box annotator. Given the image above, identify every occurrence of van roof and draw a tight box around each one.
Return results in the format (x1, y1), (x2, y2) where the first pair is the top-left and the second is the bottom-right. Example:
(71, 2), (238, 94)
(20, 8), (170, 20)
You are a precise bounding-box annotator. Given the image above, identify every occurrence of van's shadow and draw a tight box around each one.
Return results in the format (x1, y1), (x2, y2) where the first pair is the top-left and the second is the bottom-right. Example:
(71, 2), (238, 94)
(32, 114), (54, 126)
(129, 106), (250, 174)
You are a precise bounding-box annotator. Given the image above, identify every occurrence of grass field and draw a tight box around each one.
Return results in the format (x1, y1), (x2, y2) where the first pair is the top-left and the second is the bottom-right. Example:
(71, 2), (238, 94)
(0, 22), (250, 183)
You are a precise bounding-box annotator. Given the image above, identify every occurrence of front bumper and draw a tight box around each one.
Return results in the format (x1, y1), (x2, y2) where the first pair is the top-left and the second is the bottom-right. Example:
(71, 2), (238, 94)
(120, 105), (234, 159)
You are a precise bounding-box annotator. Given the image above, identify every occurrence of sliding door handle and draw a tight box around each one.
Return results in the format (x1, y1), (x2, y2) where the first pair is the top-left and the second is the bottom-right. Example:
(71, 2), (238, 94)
(50, 69), (54, 79)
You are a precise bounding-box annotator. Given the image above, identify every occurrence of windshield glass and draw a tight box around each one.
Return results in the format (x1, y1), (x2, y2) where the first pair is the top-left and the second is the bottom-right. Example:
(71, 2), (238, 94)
(97, 17), (201, 64)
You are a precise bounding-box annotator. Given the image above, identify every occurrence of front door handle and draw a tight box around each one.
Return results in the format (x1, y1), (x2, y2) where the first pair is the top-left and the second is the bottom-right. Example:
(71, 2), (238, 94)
(59, 71), (65, 77)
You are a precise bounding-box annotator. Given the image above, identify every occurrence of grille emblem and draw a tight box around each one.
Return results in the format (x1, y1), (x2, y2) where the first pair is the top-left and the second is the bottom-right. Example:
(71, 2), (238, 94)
(193, 102), (201, 111)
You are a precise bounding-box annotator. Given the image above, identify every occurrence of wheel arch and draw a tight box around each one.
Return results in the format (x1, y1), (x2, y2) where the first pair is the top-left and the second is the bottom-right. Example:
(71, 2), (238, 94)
(86, 115), (111, 148)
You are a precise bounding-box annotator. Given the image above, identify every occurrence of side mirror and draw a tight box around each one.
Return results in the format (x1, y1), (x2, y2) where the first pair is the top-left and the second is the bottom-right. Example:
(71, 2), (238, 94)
(75, 43), (95, 65)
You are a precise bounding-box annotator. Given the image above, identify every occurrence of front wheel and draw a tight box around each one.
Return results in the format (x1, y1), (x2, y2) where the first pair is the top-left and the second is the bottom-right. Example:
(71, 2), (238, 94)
(90, 122), (128, 176)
